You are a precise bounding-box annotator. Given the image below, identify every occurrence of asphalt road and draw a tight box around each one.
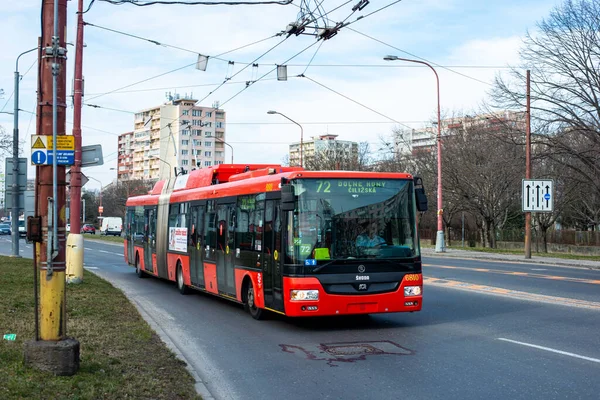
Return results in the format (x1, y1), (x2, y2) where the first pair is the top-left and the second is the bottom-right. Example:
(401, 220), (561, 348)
(2, 237), (599, 400)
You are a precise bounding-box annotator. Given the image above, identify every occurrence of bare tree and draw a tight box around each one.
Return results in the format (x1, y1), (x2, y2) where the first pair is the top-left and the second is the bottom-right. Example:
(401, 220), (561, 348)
(0, 126), (13, 155)
(491, 0), (600, 228)
(442, 123), (523, 247)
(102, 179), (154, 218)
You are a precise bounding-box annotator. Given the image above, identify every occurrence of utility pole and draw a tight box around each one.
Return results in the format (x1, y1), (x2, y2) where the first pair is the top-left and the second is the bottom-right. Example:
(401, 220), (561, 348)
(524, 70), (532, 259)
(11, 47), (39, 258)
(66, 0), (85, 284)
(24, 0), (79, 376)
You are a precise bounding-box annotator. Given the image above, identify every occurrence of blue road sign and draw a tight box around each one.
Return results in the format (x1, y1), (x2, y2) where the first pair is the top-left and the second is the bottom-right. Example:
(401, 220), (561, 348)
(47, 150), (75, 166)
(32, 150), (47, 165)
(544, 193), (551, 201)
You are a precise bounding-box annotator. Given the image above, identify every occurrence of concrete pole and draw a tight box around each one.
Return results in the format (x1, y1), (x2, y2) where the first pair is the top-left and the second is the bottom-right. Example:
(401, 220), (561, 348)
(11, 47), (38, 258)
(38, 0), (68, 341)
(525, 70), (532, 259)
(66, 0), (85, 284)
(24, 0), (79, 378)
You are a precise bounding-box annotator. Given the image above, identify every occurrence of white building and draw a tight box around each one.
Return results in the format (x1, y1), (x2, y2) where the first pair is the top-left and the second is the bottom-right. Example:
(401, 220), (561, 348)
(119, 95), (227, 182)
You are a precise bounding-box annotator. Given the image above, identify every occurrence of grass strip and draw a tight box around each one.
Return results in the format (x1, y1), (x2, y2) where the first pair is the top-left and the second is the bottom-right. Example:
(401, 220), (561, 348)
(0, 257), (200, 400)
(82, 234), (124, 244)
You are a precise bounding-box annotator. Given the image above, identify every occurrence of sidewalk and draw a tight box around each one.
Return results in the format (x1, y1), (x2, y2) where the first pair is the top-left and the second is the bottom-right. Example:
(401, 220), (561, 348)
(421, 247), (600, 270)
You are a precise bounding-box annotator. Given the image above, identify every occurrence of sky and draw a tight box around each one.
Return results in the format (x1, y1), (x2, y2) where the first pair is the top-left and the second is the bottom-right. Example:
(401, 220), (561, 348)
(0, 0), (564, 191)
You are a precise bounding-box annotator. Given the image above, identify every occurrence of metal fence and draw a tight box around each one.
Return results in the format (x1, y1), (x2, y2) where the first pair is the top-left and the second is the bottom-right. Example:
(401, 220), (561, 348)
(420, 228), (600, 247)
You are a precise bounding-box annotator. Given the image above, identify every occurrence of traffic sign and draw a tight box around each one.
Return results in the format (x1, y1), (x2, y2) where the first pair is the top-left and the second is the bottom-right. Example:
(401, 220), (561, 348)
(522, 179), (553, 212)
(31, 135), (75, 150)
(31, 135), (75, 166)
(32, 150), (47, 165)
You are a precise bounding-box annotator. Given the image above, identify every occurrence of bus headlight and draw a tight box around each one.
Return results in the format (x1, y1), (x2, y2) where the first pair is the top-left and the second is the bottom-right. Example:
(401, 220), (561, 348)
(290, 290), (319, 301)
(404, 286), (422, 297)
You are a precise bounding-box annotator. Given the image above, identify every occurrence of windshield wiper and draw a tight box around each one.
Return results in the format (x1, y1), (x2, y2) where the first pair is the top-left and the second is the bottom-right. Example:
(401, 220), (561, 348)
(312, 260), (336, 273)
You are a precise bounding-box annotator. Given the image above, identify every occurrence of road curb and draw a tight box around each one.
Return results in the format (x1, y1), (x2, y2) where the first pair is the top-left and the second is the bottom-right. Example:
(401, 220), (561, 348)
(129, 297), (216, 400)
(422, 249), (600, 270)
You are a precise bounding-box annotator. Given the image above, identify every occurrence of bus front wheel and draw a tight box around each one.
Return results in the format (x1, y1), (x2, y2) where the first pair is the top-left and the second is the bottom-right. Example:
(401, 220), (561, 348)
(244, 279), (265, 320)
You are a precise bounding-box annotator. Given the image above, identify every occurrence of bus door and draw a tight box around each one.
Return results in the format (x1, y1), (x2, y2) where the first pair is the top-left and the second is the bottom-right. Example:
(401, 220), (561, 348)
(126, 208), (135, 264)
(144, 207), (157, 274)
(189, 205), (205, 288)
(263, 199), (284, 311)
(216, 201), (236, 296)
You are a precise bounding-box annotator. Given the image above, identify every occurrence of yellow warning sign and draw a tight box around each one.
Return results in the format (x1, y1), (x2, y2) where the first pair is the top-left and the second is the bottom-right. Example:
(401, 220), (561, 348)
(32, 137), (46, 149)
(31, 135), (74, 150)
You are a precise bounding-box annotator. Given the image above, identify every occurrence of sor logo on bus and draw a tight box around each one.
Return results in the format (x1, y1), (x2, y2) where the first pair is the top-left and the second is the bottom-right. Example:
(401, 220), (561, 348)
(257, 273), (262, 288)
(356, 275), (370, 281)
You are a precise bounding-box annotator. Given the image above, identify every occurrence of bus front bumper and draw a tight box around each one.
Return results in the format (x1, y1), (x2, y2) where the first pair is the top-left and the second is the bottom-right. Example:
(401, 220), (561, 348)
(282, 276), (422, 317)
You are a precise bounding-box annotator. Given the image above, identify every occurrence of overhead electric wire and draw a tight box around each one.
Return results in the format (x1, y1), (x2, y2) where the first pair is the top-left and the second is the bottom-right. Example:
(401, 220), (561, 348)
(0, 58), (37, 113)
(346, 26), (493, 86)
(300, 74), (413, 129)
(86, 62), (197, 102)
(302, 39), (324, 75)
(218, 39), (320, 108)
(343, 0), (404, 28)
(85, 22), (279, 63)
(194, 36), (290, 106)
(85, 33), (280, 101)
(98, 0), (294, 6)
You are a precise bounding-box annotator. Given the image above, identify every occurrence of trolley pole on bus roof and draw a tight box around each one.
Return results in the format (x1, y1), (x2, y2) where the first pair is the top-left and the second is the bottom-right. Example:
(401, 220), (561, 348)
(24, 0), (79, 376)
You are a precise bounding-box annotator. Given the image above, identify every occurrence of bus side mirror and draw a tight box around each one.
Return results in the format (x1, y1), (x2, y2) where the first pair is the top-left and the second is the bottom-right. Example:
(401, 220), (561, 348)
(414, 176), (428, 212)
(281, 184), (295, 212)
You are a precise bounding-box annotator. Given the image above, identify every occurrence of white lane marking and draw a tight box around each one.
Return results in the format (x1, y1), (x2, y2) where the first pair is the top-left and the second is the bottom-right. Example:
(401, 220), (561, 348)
(97, 249), (123, 256)
(84, 266), (99, 270)
(84, 247), (93, 250)
(498, 338), (600, 364)
(531, 268), (547, 271)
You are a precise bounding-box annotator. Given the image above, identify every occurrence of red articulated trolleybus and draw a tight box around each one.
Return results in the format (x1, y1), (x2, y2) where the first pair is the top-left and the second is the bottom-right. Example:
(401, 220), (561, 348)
(124, 164), (428, 320)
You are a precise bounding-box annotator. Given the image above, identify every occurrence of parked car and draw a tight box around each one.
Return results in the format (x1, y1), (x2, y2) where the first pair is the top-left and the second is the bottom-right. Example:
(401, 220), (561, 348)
(81, 224), (96, 234)
(0, 223), (11, 235)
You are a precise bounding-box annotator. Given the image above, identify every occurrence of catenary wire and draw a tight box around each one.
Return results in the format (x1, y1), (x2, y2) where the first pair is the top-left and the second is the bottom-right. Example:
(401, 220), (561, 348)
(300, 74), (413, 129)
(346, 26), (493, 86)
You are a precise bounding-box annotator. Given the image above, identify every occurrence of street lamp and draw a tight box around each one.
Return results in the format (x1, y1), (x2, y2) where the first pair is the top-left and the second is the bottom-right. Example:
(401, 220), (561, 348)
(383, 55), (445, 252)
(267, 110), (304, 167)
(10, 46), (38, 258)
(215, 138), (234, 164)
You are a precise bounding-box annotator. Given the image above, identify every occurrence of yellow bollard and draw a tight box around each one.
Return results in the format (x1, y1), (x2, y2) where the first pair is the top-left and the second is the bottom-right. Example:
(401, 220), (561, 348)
(66, 234), (84, 284)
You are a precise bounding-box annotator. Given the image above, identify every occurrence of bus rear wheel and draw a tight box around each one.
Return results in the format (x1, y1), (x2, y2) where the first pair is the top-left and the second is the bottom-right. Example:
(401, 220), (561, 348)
(135, 254), (145, 278)
(244, 280), (265, 320)
(176, 262), (190, 295)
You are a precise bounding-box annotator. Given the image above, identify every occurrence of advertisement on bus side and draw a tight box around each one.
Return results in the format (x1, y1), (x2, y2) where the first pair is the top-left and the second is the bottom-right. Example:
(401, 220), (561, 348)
(168, 227), (188, 252)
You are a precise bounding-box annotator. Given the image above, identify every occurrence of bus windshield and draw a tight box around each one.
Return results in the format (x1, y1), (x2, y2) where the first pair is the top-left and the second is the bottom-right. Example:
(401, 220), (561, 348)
(286, 178), (419, 263)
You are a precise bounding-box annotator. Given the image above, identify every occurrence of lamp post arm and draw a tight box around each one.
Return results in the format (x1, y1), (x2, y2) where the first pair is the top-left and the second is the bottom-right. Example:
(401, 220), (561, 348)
(216, 138), (233, 164)
(276, 113), (303, 167)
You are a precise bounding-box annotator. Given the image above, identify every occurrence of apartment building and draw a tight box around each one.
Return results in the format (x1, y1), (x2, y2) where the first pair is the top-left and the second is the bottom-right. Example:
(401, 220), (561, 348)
(393, 110), (525, 156)
(289, 134), (358, 166)
(117, 95), (227, 182)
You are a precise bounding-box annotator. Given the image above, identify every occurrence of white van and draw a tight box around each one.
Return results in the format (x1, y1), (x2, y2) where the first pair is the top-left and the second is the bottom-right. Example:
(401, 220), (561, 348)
(101, 217), (123, 236)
